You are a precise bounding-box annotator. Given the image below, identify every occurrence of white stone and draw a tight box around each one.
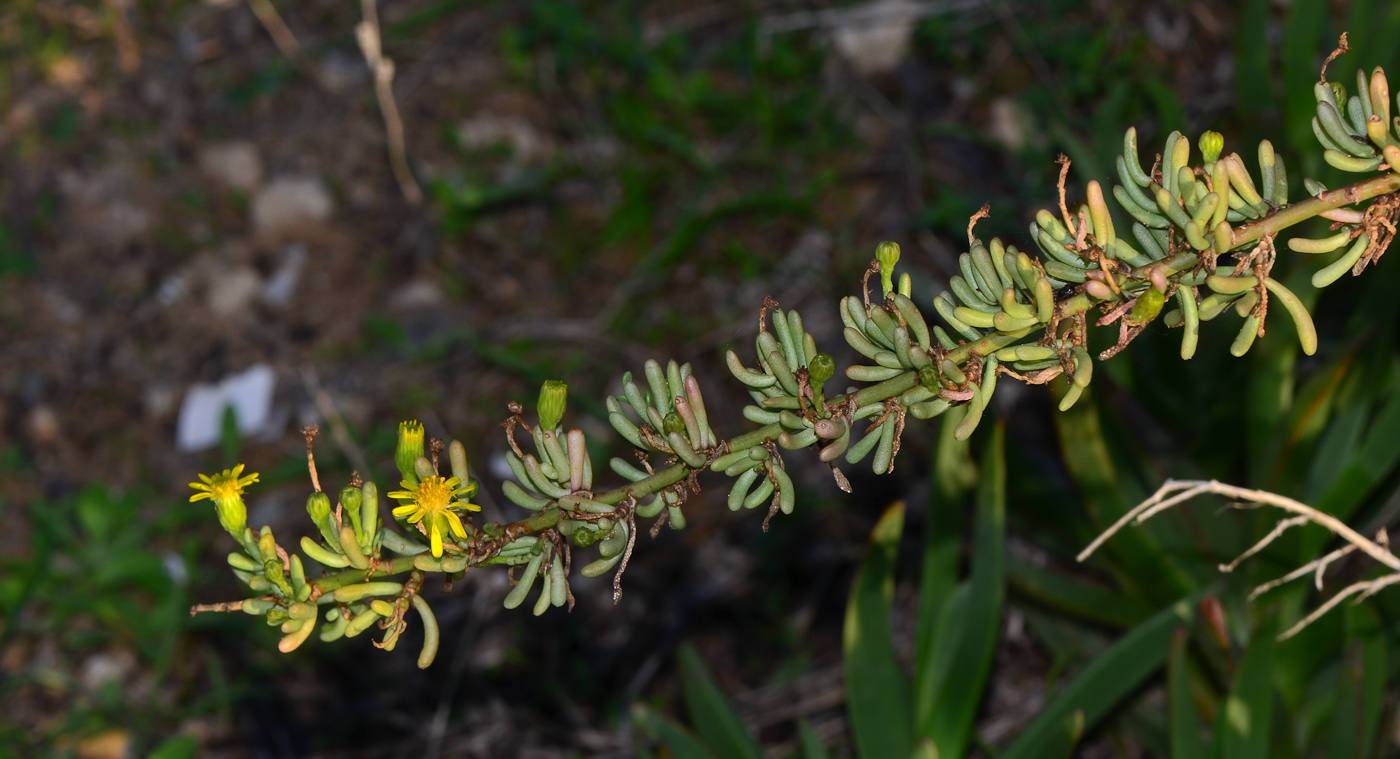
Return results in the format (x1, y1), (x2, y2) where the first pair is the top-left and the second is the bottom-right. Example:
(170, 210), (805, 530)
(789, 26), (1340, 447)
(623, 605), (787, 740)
(260, 244), (307, 308)
(456, 115), (550, 163)
(197, 141), (264, 192)
(251, 175), (333, 236)
(388, 278), (445, 310)
(206, 266), (262, 317)
(831, 0), (919, 76)
(175, 363), (278, 452)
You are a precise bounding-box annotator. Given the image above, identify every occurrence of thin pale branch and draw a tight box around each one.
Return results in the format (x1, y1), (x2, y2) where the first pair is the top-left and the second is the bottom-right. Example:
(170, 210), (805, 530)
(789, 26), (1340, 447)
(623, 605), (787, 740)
(1278, 574), (1400, 640)
(1248, 542), (1357, 601)
(1220, 515), (1310, 573)
(357, 0), (423, 205)
(248, 0), (301, 60)
(1080, 479), (1400, 640)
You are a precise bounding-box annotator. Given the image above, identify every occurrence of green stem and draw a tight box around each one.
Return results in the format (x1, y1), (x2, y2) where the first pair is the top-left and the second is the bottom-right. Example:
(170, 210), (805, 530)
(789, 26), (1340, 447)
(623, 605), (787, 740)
(1232, 173), (1400, 247)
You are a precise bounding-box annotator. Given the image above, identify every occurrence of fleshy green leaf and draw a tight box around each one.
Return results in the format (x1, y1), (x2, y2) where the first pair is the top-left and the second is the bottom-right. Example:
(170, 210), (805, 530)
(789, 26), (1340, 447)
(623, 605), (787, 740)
(914, 424), (1006, 756)
(1007, 556), (1154, 630)
(844, 501), (913, 759)
(633, 703), (722, 759)
(1053, 385), (1197, 602)
(1002, 594), (1200, 759)
(1168, 627), (1204, 759)
(677, 645), (764, 759)
(1209, 619), (1277, 759)
(797, 719), (830, 759)
(1327, 604), (1386, 758)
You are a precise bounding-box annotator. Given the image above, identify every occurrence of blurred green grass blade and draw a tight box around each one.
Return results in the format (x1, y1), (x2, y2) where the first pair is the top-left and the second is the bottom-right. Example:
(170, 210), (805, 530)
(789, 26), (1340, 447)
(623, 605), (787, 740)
(1347, 0), (1400, 99)
(1258, 350), (1354, 490)
(797, 720), (830, 759)
(146, 735), (197, 759)
(1328, 604), (1386, 758)
(1310, 370), (1400, 531)
(633, 703), (723, 759)
(1053, 387), (1195, 601)
(1282, 0), (1330, 165)
(1235, 0), (1273, 116)
(844, 501), (914, 759)
(1002, 593), (1200, 759)
(1302, 400), (1368, 503)
(1246, 270), (1313, 485)
(915, 414), (973, 728)
(934, 403), (977, 501)
(1210, 620), (1277, 759)
(677, 645), (764, 759)
(915, 425), (1006, 756)
(1168, 627), (1204, 759)
(1008, 556), (1154, 630)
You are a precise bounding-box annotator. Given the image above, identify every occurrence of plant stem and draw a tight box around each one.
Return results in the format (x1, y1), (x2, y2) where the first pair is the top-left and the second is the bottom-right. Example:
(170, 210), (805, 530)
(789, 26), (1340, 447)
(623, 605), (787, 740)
(1232, 173), (1400, 247)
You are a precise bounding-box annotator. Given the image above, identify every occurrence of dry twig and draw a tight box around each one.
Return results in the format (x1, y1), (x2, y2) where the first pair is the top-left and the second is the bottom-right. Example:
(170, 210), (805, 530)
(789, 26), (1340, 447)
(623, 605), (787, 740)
(248, 0), (301, 60)
(106, 0), (141, 73)
(1078, 479), (1400, 639)
(356, 0), (423, 205)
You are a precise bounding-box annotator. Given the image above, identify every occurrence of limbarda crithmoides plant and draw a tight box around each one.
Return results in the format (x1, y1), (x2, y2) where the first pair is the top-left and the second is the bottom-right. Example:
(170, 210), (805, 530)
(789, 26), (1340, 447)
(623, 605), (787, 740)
(190, 36), (1400, 667)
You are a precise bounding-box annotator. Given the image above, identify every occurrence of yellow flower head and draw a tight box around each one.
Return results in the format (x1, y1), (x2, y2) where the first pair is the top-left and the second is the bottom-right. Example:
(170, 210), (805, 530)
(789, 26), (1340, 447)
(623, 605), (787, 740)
(190, 464), (259, 537)
(387, 475), (480, 557)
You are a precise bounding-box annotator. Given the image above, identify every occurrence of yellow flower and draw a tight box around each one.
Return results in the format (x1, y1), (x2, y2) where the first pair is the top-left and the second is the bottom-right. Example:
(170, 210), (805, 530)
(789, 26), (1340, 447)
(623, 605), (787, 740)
(387, 475), (480, 558)
(190, 464), (259, 537)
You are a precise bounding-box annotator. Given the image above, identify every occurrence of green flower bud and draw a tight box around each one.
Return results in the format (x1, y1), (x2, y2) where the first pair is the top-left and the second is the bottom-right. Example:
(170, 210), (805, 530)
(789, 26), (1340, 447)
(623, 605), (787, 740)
(537, 380), (567, 431)
(1129, 288), (1166, 324)
(663, 411), (687, 436)
(1198, 130), (1224, 164)
(396, 421), (425, 481)
(1331, 81), (1347, 105)
(258, 530), (277, 563)
(918, 365), (939, 392)
(808, 352), (835, 397)
(306, 492), (339, 546)
(339, 484), (363, 535)
(264, 559), (293, 597)
(876, 241), (901, 296)
(571, 524), (604, 548)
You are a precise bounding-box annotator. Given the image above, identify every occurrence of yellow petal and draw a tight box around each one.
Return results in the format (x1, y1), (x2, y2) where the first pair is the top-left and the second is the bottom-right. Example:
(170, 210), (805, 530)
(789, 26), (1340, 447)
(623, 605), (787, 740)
(461, 501), (482, 512)
(444, 510), (467, 538)
(430, 525), (443, 558)
(391, 504), (417, 517)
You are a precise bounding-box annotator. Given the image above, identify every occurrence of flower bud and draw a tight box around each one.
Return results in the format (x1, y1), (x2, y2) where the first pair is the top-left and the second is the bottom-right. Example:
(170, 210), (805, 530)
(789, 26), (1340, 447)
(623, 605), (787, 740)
(876, 241), (901, 296)
(339, 484), (363, 535)
(808, 352), (835, 397)
(537, 380), (567, 431)
(1331, 81), (1347, 105)
(1198, 130), (1224, 164)
(216, 495), (247, 540)
(396, 421), (425, 481)
(663, 411), (687, 436)
(306, 492), (339, 546)
(918, 365), (939, 392)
